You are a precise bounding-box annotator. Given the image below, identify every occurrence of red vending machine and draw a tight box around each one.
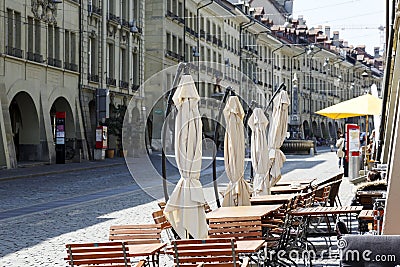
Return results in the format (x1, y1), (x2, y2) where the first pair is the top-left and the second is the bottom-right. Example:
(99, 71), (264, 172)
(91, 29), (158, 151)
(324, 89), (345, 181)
(95, 126), (108, 149)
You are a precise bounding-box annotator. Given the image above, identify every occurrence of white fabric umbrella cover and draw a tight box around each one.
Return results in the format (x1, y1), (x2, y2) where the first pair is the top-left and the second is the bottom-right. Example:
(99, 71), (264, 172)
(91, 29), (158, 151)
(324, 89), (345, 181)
(268, 90), (290, 186)
(222, 96), (251, 206)
(248, 108), (270, 195)
(164, 74), (208, 239)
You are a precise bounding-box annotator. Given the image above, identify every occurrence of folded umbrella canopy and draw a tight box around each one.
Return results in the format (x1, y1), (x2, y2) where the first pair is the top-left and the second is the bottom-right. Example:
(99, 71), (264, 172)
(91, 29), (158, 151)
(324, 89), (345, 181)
(268, 90), (290, 187)
(164, 74), (208, 239)
(248, 108), (270, 195)
(315, 93), (382, 119)
(222, 96), (251, 206)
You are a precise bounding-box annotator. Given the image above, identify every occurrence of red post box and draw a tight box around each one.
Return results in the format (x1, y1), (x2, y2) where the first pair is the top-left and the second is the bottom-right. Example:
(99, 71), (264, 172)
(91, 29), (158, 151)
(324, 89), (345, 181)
(95, 126), (108, 149)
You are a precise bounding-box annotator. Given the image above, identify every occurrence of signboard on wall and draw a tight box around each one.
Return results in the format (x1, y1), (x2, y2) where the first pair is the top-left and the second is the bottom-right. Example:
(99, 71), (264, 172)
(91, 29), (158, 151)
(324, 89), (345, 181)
(55, 112), (66, 164)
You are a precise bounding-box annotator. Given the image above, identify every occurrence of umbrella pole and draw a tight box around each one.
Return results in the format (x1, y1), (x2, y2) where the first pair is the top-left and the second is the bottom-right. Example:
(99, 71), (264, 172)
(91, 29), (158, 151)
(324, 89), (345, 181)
(365, 115), (369, 171)
(162, 63), (186, 202)
(243, 100), (257, 183)
(212, 87), (232, 208)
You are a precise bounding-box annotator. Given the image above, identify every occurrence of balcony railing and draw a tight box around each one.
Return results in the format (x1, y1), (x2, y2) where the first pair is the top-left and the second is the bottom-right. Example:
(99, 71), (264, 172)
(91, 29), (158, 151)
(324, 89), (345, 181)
(88, 73), (99, 83)
(108, 13), (120, 23)
(119, 80), (129, 89)
(27, 52), (43, 63)
(106, 77), (116, 86)
(65, 62), (78, 72)
(165, 50), (184, 61)
(34, 53), (43, 63)
(131, 84), (140, 92)
(26, 51), (34, 61)
(121, 18), (130, 28)
(91, 5), (102, 16)
(6, 46), (23, 58)
(48, 57), (62, 68)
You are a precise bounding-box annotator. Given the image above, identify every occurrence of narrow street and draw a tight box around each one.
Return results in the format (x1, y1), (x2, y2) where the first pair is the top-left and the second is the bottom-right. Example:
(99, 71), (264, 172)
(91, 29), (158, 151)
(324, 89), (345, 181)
(0, 147), (353, 266)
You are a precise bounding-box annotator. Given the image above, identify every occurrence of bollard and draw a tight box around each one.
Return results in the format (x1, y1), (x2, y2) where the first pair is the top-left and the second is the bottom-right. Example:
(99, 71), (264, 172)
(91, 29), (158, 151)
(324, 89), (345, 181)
(310, 147), (314, 156)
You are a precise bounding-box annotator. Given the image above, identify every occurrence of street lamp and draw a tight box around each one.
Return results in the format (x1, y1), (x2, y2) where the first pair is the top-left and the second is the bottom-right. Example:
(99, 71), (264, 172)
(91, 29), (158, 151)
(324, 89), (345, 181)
(307, 45), (322, 137)
(196, 0), (214, 95)
(289, 48), (307, 138)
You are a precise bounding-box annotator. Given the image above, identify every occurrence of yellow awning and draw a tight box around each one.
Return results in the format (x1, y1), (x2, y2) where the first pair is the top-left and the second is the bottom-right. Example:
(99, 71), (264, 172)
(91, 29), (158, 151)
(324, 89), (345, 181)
(315, 94), (382, 119)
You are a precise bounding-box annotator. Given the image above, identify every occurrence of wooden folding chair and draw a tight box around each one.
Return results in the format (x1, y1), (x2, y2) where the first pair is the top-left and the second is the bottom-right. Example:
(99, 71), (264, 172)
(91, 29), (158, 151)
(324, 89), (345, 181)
(152, 209), (179, 241)
(109, 224), (162, 244)
(65, 241), (145, 267)
(171, 238), (249, 267)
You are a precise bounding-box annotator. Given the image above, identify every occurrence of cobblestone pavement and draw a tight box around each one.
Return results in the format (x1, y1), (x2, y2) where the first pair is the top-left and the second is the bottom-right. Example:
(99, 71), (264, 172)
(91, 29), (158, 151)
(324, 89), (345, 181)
(0, 147), (354, 266)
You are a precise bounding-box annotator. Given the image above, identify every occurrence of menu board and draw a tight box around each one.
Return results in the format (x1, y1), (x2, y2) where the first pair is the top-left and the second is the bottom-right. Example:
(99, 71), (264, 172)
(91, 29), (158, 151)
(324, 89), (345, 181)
(348, 128), (360, 152)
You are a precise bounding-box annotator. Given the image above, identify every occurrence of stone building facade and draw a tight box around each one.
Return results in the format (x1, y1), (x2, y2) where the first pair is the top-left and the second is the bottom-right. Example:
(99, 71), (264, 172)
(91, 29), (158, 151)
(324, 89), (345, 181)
(79, 0), (145, 158)
(0, 0), (87, 168)
(143, 0), (383, 148)
(0, 0), (383, 168)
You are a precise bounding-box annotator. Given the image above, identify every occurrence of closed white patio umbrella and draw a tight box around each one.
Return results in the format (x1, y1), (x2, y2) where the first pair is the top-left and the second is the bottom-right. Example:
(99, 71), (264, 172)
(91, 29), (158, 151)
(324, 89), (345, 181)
(248, 108), (270, 195)
(164, 74), (208, 239)
(222, 96), (251, 206)
(268, 90), (290, 187)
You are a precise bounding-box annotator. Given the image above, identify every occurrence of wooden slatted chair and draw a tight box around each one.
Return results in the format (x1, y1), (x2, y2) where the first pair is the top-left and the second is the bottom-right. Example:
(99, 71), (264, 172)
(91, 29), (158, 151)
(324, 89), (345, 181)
(152, 209), (179, 241)
(65, 241), (145, 267)
(171, 238), (249, 267)
(109, 224), (162, 244)
(314, 185), (332, 207)
(208, 217), (263, 240)
(158, 201), (167, 209)
(328, 178), (343, 206)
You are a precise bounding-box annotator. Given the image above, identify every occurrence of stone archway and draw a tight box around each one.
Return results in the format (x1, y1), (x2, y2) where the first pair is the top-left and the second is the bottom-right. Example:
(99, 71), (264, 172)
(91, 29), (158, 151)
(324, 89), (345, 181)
(312, 121), (318, 137)
(335, 122), (340, 135)
(328, 122), (335, 139)
(303, 120), (310, 138)
(50, 97), (76, 159)
(9, 92), (40, 161)
(89, 99), (96, 137)
(320, 121), (329, 139)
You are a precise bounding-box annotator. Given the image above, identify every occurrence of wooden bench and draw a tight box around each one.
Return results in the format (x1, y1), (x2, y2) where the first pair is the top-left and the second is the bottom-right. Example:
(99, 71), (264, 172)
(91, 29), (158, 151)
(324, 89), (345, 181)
(65, 241), (145, 267)
(171, 238), (249, 267)
(109, 224), (162, 244)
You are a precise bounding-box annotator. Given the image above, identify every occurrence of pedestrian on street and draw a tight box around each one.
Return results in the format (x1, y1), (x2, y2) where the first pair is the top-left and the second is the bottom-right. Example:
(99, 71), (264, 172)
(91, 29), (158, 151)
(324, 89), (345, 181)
(336, 134), (345, 168)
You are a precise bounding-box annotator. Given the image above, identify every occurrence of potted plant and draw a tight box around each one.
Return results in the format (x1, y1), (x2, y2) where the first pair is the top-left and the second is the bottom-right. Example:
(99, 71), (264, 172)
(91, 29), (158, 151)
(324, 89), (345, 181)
(101, 104), (127, 158)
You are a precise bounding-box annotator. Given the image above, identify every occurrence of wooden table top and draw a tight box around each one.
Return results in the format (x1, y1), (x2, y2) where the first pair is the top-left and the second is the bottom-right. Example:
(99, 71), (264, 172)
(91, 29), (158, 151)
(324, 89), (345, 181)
(236, 239), (265, 253)
(358, 210), (374, 220)
(250, 194), (298, 205)
(276, 178), (316, 186)
(290, 206), (363, 216)
(206, 205), (282, 220)
(128, 243), (167, 257)
(271, 184), (309, 194)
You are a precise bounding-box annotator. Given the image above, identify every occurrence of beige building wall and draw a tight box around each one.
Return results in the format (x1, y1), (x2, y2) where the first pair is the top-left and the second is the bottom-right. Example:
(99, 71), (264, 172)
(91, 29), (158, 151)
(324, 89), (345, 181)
(382, 0), (400, 234)
(0, 0), (87, 168)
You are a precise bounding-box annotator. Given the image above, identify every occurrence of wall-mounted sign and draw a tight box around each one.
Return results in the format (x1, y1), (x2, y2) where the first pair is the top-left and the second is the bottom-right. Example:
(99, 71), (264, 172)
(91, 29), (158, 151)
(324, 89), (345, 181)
(55, 112), (66, 163)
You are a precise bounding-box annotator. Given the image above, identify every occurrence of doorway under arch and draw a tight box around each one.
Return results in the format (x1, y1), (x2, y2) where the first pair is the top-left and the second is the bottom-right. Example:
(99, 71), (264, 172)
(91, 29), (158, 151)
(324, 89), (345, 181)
(9, 92), (40, 161)
(303, 120), (310, 138)
(328, 122), (335, 139)
(312, 121), (318, 137)
(50, 97), (76, 159)
(321, 122), (329, 139)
